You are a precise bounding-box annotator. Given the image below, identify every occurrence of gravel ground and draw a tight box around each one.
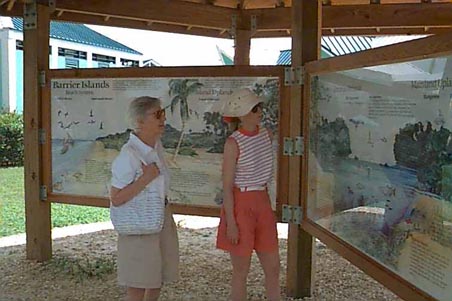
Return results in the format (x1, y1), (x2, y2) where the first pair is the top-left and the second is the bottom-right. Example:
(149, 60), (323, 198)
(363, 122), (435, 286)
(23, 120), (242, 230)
(0, 226), (403, 301)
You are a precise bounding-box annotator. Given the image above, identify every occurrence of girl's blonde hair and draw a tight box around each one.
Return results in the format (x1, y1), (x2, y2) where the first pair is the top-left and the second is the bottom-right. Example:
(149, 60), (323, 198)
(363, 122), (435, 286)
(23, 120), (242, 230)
(127, 96), (161, 130)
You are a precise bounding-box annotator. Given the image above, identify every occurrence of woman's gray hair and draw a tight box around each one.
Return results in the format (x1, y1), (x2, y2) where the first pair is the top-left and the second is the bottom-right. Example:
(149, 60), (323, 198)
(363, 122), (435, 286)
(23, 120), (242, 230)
(128, 96), (161, 130)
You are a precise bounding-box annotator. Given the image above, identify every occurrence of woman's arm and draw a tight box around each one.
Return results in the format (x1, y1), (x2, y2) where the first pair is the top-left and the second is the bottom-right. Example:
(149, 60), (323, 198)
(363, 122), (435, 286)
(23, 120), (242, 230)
(110, 162), (160, 207)
(222, 137), (239, 244)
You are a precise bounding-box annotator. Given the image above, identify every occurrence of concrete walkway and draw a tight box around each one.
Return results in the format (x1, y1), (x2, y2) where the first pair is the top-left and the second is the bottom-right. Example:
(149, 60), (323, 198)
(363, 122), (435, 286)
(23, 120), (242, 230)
(0, 215), (289, 248)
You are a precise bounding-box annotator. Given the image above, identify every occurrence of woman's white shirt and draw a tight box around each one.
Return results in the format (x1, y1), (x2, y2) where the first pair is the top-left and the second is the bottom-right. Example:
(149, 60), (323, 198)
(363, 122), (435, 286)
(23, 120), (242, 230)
(111, 132), (169, 197)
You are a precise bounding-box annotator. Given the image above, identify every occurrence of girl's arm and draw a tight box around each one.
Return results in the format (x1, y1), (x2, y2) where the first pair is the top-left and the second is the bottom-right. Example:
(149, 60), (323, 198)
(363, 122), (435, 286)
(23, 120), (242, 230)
(110, 162), (160, 207)
(222, 137), (239, 244)
(266, 127), (274, 141)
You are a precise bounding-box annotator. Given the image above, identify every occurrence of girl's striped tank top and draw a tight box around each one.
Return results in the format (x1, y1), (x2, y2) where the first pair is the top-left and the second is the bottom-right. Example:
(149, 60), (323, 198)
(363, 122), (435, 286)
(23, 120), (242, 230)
(230, 126), (273, 188)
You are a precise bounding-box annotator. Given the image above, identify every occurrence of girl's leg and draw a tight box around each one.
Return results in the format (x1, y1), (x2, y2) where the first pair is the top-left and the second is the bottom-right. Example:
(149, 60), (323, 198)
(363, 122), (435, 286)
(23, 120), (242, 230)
(126, 287), (145, 301)
(144, 288), (161, 301)
(230, 254), (252, 301)
(256, 251), (281, 301)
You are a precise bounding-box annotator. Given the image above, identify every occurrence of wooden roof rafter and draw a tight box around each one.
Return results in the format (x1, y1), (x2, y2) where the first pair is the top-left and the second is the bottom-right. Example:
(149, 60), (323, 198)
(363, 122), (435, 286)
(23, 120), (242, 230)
(0, 0), (15, 10)
(1, 0), (451, 37)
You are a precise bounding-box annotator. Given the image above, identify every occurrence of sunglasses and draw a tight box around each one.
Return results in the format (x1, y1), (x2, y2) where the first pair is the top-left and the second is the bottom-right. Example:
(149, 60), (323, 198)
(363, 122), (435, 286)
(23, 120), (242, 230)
(251, 103), (263, 113)
(151, 108), (166, 119)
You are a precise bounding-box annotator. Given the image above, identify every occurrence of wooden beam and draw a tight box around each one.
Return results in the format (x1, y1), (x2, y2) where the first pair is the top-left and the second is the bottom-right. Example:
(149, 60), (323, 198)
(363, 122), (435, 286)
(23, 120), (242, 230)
(303, 220), (435, 301)
(323, 2), (452, 29)
(6, 0), (15, 11)
(52, 0), (235, 30)
(2, 3), (452, 37)
(286, 0), (320, 298)
(244, 3), (452, 31)
(304, 32), (452, 74)
(234, 29), (251, 65)
(24, 2), (52, 261)
(317, 27), (452, 36)
(286, 3), (304, 296)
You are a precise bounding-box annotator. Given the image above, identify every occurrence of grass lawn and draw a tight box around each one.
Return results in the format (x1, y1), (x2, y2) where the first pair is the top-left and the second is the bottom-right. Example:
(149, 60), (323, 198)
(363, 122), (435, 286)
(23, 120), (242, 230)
(0, 167), (110, 238)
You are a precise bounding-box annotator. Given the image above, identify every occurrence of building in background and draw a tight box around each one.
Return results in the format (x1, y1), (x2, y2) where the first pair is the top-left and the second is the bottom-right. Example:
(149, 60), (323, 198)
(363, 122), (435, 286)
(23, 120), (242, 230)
(0, 17), (144, 112)
(216, 36), (374, 67)
(277, 36), (374, 65)
(216, 45), (233, 66)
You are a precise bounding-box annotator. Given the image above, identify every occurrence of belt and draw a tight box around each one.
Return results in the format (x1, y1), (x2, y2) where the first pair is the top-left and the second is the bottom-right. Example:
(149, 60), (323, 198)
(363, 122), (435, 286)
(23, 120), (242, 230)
(238, 185), (266, 192)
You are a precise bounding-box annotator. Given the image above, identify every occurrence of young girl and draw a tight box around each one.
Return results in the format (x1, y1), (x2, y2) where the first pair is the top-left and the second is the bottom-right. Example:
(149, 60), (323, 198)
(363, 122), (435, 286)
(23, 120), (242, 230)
(216, 88), (281, 301)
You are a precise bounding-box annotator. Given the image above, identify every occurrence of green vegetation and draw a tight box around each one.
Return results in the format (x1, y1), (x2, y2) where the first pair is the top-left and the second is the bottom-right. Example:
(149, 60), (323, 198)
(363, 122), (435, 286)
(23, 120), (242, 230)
(394, 122), (452, 197)
(0, 167), (110, 238)
(311, 117), (352, 165)
(0, 111), (24, 167)
(43, 253), (116, 282)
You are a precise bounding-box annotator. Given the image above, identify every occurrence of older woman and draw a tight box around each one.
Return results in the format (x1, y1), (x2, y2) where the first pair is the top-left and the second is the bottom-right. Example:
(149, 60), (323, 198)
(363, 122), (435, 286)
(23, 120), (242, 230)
(110, 96), (179, 301)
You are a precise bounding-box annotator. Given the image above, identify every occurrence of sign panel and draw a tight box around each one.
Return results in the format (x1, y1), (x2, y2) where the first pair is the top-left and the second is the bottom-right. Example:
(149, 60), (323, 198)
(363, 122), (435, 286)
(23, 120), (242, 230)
(308, 56), (452, 300)
(51, 76), (279, 208)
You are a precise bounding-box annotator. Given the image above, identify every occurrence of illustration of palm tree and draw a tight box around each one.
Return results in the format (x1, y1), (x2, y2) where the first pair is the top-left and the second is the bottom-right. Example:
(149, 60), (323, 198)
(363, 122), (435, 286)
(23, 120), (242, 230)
(168, 79), (203, 160)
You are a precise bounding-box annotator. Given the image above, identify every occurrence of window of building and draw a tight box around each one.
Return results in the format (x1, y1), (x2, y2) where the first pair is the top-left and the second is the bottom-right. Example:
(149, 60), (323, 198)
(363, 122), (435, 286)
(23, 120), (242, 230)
(16, 40), (23, 50)
(58, 47), (87, 59)
(120, 58), (139, 67)
(65, 58), (79, 69)
(97, 62), (110, 68)
(92, 53), (115, 68)
(16, 40), (52, 54)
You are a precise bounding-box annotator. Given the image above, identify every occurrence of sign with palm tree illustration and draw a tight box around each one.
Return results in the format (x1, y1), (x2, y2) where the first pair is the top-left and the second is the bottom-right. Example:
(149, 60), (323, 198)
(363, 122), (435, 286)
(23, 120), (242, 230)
(168, 79), (203, 160)
(49, 75), (280, 208)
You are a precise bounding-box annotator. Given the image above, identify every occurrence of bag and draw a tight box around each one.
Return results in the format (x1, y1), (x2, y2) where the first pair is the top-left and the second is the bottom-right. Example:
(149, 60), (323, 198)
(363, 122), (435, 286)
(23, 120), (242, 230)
(110, 144), (165, 235)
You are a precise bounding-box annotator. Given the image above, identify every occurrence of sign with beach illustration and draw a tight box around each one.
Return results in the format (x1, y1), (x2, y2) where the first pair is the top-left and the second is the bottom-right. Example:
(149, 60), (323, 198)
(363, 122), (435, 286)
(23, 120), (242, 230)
(50, 76), (279, 208)
(307, 55), (452, 300)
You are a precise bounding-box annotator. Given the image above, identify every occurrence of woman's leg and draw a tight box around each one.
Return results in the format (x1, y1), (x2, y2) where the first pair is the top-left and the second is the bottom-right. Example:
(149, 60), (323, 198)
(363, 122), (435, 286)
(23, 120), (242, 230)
(230, 254), (252, 301)
(126, 287), (145, 301)
(257, 251), (281, 301)
(144, 288), (161, 301)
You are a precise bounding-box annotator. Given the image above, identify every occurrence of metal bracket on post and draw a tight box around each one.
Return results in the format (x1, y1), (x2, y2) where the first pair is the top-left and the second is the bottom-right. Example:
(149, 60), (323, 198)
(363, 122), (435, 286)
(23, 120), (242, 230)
(250, 15), (257, 36)
(36, 0), (56, 8)
(282, 204), (302, 224)
(39, 70), (46, 87)
(230, 14), (237, 38)
(294, 136), (304, 156)
(24, 1), (37, 30)
(48, 0), (56, 12)
(40, 185), (47, 201)
(38, 129), (46, 145)
(284, 66), (304, 86)
(283, 136), (304, 157)
(283, 137), (294, 156)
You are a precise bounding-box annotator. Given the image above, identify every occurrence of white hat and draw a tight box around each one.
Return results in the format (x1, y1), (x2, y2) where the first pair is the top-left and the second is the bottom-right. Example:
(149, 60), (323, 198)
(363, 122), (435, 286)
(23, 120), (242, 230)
(219, 88), (261, 117)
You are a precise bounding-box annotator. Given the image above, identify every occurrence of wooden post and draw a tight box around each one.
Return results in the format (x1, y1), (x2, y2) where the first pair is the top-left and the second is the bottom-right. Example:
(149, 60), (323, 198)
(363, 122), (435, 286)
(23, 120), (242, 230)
(234, 29), (251, 65)
(24, 1), (52, 261)
(286, 0), (321, 297)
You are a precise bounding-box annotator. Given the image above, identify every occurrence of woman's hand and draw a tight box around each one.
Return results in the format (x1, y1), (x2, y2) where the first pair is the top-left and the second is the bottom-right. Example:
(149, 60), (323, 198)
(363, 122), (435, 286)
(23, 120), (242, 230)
(141, 162), (160, 185)
(227, 221), (239, 245)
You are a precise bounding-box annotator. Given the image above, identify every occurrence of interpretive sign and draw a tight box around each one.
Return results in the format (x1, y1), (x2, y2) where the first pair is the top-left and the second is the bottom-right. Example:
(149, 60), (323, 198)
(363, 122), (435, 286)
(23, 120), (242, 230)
(50, 76), (279, 207)
(308, 56), (452, 300)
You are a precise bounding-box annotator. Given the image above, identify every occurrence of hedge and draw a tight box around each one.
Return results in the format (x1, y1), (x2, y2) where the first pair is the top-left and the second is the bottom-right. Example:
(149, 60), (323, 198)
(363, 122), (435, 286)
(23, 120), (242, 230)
(0, 111), (24, 167)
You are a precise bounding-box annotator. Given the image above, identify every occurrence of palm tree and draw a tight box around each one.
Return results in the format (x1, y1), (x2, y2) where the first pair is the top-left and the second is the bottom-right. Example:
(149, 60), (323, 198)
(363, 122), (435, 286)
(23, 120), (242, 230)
(168, 79), (203, 160)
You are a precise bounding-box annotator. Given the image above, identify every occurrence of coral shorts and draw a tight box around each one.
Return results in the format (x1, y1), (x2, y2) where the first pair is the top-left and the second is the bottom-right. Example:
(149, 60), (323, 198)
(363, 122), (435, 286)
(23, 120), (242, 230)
(216, 188), (278, 257)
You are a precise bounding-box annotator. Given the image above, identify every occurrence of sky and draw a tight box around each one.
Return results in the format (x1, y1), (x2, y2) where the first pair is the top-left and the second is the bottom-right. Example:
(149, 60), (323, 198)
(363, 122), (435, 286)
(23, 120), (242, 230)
(87, 24), (291, 66)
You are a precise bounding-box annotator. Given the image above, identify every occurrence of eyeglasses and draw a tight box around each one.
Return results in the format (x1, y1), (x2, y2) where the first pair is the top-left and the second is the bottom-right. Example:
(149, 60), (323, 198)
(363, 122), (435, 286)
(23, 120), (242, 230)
(251, 103), (263, 113)
(151, 108), (166, 120)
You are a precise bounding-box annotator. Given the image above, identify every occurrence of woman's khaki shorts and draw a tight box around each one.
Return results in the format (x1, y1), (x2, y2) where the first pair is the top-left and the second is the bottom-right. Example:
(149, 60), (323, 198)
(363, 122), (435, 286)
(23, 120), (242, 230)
(117, 208), (179, 289)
